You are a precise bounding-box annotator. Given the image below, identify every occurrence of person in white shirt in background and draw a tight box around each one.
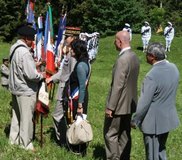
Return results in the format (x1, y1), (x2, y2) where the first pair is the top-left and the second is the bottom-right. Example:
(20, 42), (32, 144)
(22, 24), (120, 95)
(141, 21), (151, 52)
(123, 23), (132, 41)
(164, 22), (174, 52)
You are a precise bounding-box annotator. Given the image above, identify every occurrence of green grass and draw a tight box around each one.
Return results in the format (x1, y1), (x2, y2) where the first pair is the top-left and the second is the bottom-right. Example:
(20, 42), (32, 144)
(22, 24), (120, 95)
(0, 34), (182, 159)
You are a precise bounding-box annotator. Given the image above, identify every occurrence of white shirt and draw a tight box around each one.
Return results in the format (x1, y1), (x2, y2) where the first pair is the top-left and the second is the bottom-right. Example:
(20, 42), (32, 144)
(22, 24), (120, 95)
(141, 25), (151, 38)
(119, 47), (131, 56)
(164, 26), (174, 40)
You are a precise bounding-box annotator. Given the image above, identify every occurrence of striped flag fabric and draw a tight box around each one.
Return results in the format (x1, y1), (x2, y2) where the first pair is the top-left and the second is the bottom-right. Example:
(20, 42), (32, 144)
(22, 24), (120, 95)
(44, 11), (49, 54)
(25, 0), (36, 29)
(55, 14), (67, 56)
(70, 87), (79, 100)
(44, 5), (55, 76)
(36, 16), (44, 61)
(37, 16), (43, 29)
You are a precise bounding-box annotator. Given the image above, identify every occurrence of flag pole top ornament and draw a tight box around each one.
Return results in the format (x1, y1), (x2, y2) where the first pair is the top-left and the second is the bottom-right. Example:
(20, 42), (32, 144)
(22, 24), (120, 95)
(65, 27), (81, 36)
(47, 2), (51, 6)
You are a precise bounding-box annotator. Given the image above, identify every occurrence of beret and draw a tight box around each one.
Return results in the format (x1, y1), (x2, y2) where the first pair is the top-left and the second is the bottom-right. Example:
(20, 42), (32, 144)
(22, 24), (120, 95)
(167, 22), (172, 26)
(125, 23), (130, 27)
(144, 21), (149, 25)
(17, 25), (36, 39)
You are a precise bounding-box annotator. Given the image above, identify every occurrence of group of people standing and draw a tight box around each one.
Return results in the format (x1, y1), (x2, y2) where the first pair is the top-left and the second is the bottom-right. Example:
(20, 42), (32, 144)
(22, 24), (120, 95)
(104, 30), (179, 160)
(122, 21), (175, 53)
(1, 23), (180, 160)
(7, 25), (91, 155)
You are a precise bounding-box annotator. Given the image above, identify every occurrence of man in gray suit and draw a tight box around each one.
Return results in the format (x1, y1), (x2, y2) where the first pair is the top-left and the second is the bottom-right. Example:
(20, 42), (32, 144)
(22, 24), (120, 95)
(131, 42), (180, 160)
(104, 31), (140, 160)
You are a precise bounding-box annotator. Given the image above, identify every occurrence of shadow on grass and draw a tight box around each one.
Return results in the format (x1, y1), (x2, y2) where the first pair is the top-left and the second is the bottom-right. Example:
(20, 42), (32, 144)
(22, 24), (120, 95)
(136, 46), (143, 51)
(4, 123), (10, 137)
(93, 143), (106, 160)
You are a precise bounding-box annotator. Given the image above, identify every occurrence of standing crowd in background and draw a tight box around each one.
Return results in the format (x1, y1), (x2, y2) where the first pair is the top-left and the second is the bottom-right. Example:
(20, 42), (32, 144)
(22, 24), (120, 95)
(0, 20), (180, 160)
(122, 21), (175, 53)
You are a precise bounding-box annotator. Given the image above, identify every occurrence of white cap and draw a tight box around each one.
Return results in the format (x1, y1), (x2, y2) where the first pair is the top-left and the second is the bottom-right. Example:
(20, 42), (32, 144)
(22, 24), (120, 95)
(167, 22), (172, 26)
(144, 21), (149, 25)
(125, 23), (130, 27)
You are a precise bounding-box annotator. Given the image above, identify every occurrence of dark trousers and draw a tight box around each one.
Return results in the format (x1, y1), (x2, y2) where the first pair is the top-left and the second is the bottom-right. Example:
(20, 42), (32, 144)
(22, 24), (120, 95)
(104, 114), (132, 160)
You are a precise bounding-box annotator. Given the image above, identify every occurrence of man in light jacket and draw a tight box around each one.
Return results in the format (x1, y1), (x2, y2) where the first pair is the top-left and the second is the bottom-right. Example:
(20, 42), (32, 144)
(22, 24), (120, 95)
(9, 25), (45, 151)
(131, 42), (180, 160)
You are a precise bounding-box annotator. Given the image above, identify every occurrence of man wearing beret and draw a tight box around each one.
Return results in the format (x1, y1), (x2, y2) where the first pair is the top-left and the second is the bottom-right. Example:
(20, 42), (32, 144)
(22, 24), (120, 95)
(141, 21), (151, 52)
(9, 25), (46, 151)
(164, 22), (174, 52)
(123, 23), (132, 41)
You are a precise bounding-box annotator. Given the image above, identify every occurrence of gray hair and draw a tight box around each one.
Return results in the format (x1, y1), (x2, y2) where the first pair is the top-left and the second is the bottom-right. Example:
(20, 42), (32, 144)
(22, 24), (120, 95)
(146, 42), (166, 60)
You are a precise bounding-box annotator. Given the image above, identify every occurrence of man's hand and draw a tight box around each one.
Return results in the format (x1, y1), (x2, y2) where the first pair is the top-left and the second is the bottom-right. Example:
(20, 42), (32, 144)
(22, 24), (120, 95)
(45, 77), (52, 83)
(42, 72), (46, 79)
(105, 108), (113, 118)
(130, 121), (137, 129)
(77, 103), (83, 114)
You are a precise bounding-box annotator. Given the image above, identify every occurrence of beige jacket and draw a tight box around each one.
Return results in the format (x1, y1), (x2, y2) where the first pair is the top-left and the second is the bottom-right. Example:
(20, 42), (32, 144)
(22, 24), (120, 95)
(106, 49), (140, 115)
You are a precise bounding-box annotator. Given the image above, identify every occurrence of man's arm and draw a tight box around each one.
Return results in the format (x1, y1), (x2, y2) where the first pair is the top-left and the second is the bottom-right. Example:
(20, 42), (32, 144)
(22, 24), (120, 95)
(106, 58), (128, 112)
(23, 52), (44, 81)
(131, 75), (156, 128)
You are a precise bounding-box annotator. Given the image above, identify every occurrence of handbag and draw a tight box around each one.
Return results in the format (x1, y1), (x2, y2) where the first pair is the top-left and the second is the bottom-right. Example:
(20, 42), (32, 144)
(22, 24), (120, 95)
(38, 81), (49, 106)
(66, 115), (93, 145)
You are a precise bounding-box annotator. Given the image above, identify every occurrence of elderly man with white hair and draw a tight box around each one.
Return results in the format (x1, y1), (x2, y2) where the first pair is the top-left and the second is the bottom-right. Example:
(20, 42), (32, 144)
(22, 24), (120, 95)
(164, 22), (174, 52)
(141, 21), (151, 52)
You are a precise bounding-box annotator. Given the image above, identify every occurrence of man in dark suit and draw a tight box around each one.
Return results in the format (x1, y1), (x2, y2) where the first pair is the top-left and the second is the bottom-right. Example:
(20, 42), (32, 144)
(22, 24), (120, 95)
(131, 42), (180, 160)
(104, 31), (140, 160)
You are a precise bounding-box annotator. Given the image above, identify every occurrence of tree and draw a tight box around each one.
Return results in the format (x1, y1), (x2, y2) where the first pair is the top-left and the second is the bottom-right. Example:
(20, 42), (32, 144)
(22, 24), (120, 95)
(0, 0), (25, 41)
(0, 0), (182, 41)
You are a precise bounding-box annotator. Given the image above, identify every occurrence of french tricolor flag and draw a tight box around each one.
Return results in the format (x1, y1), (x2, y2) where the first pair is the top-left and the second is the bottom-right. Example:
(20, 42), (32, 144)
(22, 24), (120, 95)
(71, 87), (79, 100)
(44, 5), (55, 77)
(36, 16), (44, 61)
(26, 0), (36, 29)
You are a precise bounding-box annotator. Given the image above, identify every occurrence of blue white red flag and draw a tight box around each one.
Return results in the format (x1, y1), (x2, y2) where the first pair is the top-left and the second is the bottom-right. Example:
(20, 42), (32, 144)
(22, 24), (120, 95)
(44, 5), (55, 76)
(35, 16), (44, 61)
(44, 11), (49, 55)
(70, 87), (79, 100)
(25, 0), (36, 30)
(55, 14), (67, 56)
(37, 16), (43, 29)
(36, 31), (43, 61)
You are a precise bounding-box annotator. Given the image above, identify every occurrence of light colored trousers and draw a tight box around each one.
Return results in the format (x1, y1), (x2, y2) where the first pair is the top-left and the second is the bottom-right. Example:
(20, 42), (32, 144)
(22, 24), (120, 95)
(9, 94), (36, 150)
(165, 38), (173, 49)
(142, 37), (151, 49)
(52, 100), (66, 144)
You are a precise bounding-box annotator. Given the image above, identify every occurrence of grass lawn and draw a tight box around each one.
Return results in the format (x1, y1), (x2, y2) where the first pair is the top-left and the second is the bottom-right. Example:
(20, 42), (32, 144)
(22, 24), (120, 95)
(0, 34), (182, 160)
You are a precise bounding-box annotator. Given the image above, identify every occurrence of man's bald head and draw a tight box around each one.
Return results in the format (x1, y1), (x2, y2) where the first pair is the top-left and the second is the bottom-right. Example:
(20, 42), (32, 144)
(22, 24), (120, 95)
(115, 31), (130, 51)
(116, 31), (130, 43)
